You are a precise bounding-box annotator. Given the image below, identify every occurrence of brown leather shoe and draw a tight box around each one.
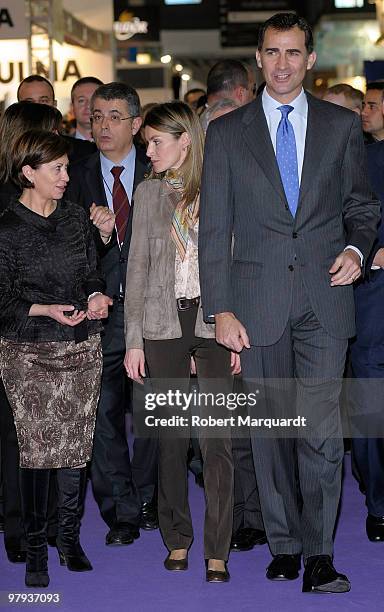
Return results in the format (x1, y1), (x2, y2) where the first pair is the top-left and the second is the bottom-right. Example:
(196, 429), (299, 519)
(164, 553), (188, 571)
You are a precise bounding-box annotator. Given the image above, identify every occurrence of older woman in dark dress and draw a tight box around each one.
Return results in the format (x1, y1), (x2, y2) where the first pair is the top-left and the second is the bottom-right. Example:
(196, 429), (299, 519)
(0, 130), (114, 588)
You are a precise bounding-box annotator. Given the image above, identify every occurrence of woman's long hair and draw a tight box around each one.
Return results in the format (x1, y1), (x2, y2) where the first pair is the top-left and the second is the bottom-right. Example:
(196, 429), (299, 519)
(0, 102), (62, 184)
(143, 101), (204, 209)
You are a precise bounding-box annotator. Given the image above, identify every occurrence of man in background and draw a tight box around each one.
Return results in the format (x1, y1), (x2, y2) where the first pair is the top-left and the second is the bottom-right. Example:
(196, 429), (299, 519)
(66, 82), (158, 546)
(323, 83), (363, 115)
(17, 75), (96, 161)
(362, 81), (384, 143)
(184, 87), (206, 111)
(71, 77), (103, 140)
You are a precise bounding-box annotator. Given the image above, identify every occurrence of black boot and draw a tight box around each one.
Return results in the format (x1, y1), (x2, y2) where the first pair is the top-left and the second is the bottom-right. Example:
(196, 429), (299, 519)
(19, 468), (50, 588)
(56, 467), (92, 572)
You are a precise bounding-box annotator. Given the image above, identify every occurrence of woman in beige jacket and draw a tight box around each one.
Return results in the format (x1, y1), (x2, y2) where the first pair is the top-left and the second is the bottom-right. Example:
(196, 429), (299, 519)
(124, 101), (239, 582)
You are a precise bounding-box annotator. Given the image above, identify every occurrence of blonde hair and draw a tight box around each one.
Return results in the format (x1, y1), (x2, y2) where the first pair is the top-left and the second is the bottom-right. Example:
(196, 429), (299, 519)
(143, 101), (204, 210)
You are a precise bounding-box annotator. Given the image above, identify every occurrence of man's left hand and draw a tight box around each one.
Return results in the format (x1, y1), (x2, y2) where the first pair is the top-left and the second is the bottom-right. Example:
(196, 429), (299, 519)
(329, 249), (361, 286)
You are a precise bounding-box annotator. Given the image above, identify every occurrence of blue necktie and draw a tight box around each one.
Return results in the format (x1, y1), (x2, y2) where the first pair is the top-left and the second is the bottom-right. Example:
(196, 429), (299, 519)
(276, 105), (299, 217)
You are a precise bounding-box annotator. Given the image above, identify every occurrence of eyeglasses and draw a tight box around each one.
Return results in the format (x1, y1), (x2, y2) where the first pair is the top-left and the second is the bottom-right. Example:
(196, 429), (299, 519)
(90, 113), (136, 125)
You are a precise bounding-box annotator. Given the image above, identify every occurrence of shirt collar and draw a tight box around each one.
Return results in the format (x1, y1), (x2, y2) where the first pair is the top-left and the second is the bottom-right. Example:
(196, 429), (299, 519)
(100, 145), (136, 176)
(75, 129), (87, 141)
(262, 87), (307, 118)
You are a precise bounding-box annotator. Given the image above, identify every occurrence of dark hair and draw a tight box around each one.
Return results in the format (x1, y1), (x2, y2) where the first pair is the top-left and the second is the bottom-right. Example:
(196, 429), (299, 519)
(71, 76), (104, 101)
(90, 81), (141, 117)
(11, 130), (70, 190)
(257, 12), (314, 54)
(17, 75), (55, 102)
(366, 81), (384, 101)
(207, 60), (249, 97)
(0, 102), (63, 183)
(367, 81), (384, 90)
(184, 88), (206, 102)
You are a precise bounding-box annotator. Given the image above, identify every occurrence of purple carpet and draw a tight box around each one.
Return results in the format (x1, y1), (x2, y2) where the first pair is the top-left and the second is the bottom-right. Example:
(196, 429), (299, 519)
(1, 456), (383, 611)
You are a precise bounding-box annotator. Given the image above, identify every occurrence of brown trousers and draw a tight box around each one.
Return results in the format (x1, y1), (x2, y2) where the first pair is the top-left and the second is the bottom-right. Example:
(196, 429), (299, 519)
(144, 305), (234, 560)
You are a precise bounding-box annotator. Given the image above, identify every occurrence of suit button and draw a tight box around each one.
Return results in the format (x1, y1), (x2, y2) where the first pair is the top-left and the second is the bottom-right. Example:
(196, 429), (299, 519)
(292, 232), (297, 239)
(288, 265), (294, 271)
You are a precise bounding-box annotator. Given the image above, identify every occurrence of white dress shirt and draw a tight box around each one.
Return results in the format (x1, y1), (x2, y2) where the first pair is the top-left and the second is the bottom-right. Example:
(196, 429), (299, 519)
(262, 87), (307, 184)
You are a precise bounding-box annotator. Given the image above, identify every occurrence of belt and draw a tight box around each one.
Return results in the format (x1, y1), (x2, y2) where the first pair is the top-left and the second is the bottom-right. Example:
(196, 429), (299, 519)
(176, 297), (200, 311)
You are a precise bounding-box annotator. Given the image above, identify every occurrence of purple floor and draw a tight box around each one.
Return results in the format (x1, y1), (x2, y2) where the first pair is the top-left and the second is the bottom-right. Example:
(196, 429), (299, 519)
(1, 456), (383, 612)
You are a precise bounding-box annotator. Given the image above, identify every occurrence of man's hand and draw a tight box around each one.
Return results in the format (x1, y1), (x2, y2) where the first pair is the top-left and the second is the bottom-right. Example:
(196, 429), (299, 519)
(87, 294), (113, 319)
(373, 247), (384, 269)
(124, 349), (146, 385)
(231, 351), (241, 375)
(215, 312), (250, 352)
(90, 203), (115, 241)
(329, 249), (361, 286)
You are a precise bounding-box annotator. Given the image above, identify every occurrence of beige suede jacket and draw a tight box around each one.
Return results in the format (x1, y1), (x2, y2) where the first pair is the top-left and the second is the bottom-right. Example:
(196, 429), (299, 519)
(124, 179), (215, 350)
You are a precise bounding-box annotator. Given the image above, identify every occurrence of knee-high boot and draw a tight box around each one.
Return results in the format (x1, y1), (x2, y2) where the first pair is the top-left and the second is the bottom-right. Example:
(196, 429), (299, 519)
(56, 467), (92, 572)
(19, 468), (50, 588)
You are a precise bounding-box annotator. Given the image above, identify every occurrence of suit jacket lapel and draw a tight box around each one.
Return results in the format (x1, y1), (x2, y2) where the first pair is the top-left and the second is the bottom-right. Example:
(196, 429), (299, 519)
(84, 153), (108, 207)
(121, 147), (150, 256)
(298, 93), (330, 205)
(133, 147), (150, 195)
(242, 97), (287, 206)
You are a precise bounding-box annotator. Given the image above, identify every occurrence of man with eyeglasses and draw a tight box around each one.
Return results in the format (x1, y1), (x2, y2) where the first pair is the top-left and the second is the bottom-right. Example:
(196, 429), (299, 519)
(66, 82), (158, 547)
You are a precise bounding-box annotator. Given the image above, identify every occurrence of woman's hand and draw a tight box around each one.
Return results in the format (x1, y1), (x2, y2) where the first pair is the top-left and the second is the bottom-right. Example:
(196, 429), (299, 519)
(90, 203), (115, 242)
(87, 294), (113, 319)
(29, 304), (87, 326)
(124, 349), (146, 385)
(231, 351), (241, 375)
(190, 355), (196, 375)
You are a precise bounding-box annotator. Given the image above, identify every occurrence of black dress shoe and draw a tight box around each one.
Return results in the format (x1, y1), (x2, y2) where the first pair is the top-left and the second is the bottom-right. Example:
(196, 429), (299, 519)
(230, 529), (254, 552)
(206, 563), (230, 583)
(6, 549), (27, 564)
(140, 501), (159, 531)
(47, 535), (57, 547)
(164, 553), (188, 571)
(366, 514), (384, 541)
(106, 523), (140, 546)
(266, 554), (301, 581)
(242, 527), (267, 546)
(302, 555), (350, 593)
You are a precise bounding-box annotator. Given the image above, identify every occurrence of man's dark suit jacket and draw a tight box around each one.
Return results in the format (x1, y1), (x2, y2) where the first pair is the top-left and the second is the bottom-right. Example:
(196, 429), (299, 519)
(63, 135), (96, 163)
(353, 141), (384, 347)
(199, 92), (380, 346)
(65, 146), (149, 346)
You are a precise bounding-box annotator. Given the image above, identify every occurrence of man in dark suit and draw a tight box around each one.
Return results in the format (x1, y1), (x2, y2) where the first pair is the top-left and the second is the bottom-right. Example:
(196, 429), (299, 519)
(17, 75), (96, 162)
(349, 140), (384, 542)
(199, 13), (379, 594)
(66, 82), (158, 546)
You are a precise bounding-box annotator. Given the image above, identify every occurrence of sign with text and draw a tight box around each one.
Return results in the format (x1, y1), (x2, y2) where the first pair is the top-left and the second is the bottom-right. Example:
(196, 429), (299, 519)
(113, 2), (159, 43)
(0, 0), (28, 39)
(0, 39), (113, 108)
